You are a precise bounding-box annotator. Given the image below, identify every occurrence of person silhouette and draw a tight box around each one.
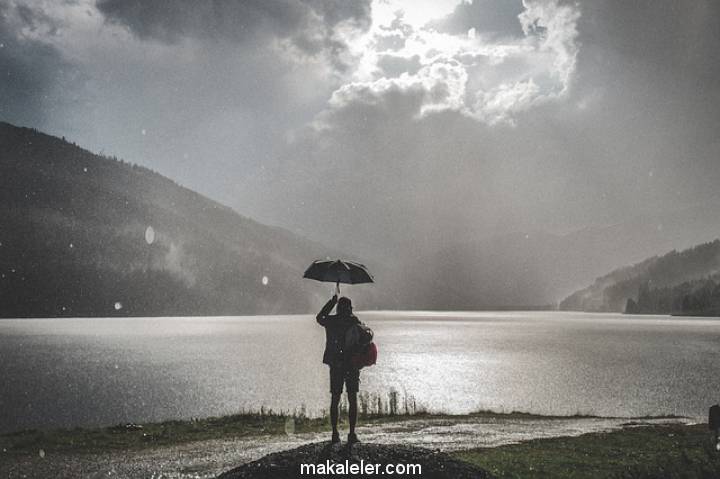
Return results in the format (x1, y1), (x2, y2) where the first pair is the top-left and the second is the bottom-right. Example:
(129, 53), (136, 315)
(316, 294), (361, 444)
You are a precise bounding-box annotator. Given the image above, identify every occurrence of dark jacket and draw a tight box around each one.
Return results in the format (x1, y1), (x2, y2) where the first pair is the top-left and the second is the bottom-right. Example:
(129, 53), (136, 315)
(316, 297), (360, 366)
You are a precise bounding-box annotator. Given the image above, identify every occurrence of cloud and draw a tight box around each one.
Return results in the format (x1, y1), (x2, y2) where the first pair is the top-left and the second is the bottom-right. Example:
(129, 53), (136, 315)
(324, 0), (581, 125)
(375, 53), (422, 78)
(519, 0), (579, 92)
(430, 0), (526, 39)
(96, 0), (372, 71)
(326, 59), (468, 119)
(97, 0), (369, 42)
(240, 0), (720, 264)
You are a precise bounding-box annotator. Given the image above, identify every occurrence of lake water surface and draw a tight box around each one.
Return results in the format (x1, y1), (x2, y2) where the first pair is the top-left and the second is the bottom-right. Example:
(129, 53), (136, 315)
(1, 311), (719, 433)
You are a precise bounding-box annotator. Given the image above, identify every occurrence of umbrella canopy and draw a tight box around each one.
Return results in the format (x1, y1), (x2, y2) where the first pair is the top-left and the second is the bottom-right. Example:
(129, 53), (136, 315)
(303, 259), (373, 292)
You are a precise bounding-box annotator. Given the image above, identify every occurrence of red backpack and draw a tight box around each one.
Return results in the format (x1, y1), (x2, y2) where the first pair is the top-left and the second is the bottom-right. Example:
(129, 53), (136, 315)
(346, 323), (377, 369)
(351, 341), (377, 369)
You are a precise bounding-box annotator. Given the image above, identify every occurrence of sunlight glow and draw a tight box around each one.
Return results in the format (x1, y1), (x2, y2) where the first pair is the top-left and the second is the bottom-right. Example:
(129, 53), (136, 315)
(334, 0), (580, 124)
(372, 0), (460, 29)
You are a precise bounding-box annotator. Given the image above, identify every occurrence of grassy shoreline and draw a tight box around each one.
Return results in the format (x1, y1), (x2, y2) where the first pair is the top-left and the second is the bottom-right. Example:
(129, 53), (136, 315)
(3, 411), (717, 478)
(0, 409), (689, 457)
(456, 423), (720, 478)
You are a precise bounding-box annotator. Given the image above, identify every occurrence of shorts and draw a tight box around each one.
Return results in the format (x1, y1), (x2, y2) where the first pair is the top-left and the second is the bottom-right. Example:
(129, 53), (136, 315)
(329, 365), (360, 394)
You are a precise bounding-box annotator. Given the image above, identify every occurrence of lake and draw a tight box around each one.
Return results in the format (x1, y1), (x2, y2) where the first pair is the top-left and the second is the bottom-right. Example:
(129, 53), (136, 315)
(1, 311), (719, 433)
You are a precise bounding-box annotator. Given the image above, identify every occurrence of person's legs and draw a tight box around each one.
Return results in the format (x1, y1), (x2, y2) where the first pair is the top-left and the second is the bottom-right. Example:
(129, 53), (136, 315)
(330, 393), (341, 435)
(348, 392), (357, 434)
(346, 368), (361, 444)
(329, 366), (343, 442)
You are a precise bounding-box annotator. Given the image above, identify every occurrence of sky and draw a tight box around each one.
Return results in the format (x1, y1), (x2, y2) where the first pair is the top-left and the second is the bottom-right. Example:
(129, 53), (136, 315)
(2, 0), (720, 261)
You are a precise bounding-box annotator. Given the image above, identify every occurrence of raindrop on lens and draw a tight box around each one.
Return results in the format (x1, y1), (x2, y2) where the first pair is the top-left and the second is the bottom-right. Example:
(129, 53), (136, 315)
(262, 275), (269, 286)
(145, 226), (155, 245)
(284, 417), (295, 435)
(114, 302), (123, 311)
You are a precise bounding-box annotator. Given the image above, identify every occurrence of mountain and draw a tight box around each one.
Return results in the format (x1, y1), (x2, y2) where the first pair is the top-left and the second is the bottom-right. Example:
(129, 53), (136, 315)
(4, 120), (720, 316)
(559, 239), (720, 313)
(0, 122), (386, 317)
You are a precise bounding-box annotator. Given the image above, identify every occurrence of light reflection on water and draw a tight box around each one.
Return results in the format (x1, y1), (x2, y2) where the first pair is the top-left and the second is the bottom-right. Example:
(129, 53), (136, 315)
(1, 311), (719, 433)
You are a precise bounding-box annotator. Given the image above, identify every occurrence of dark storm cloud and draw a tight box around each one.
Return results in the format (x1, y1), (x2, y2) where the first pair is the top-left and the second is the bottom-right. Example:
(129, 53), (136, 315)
(0, 2), (80, 129)
(97, 0), (371, 68)
(97, 0), (306, 43)
(13, 2), (61, 35)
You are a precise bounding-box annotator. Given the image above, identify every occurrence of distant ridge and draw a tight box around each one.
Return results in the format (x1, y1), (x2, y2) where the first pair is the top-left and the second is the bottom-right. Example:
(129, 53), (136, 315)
(0, 122), (377, 317)
(560, 239), (720, 314)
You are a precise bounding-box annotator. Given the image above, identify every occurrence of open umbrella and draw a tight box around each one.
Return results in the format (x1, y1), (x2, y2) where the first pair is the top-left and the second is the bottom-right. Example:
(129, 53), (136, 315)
(303, 259), (374, 294)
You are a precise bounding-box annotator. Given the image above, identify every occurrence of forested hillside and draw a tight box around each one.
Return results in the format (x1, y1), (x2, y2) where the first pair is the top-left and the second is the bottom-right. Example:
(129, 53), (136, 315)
(560, 240), (720, 314)
(0, 122), (382, 317)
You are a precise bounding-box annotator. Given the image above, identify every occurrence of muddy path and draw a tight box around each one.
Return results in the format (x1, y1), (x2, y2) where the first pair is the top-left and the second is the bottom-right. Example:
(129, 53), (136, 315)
(0, 415), (692, 479)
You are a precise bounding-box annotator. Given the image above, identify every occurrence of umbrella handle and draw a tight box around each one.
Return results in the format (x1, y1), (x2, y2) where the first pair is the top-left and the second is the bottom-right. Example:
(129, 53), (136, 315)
(335, 281), (340, 296)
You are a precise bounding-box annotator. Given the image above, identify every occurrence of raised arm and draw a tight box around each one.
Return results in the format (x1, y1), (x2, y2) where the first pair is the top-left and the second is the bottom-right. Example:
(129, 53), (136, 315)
(316, 295), (338, 326)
